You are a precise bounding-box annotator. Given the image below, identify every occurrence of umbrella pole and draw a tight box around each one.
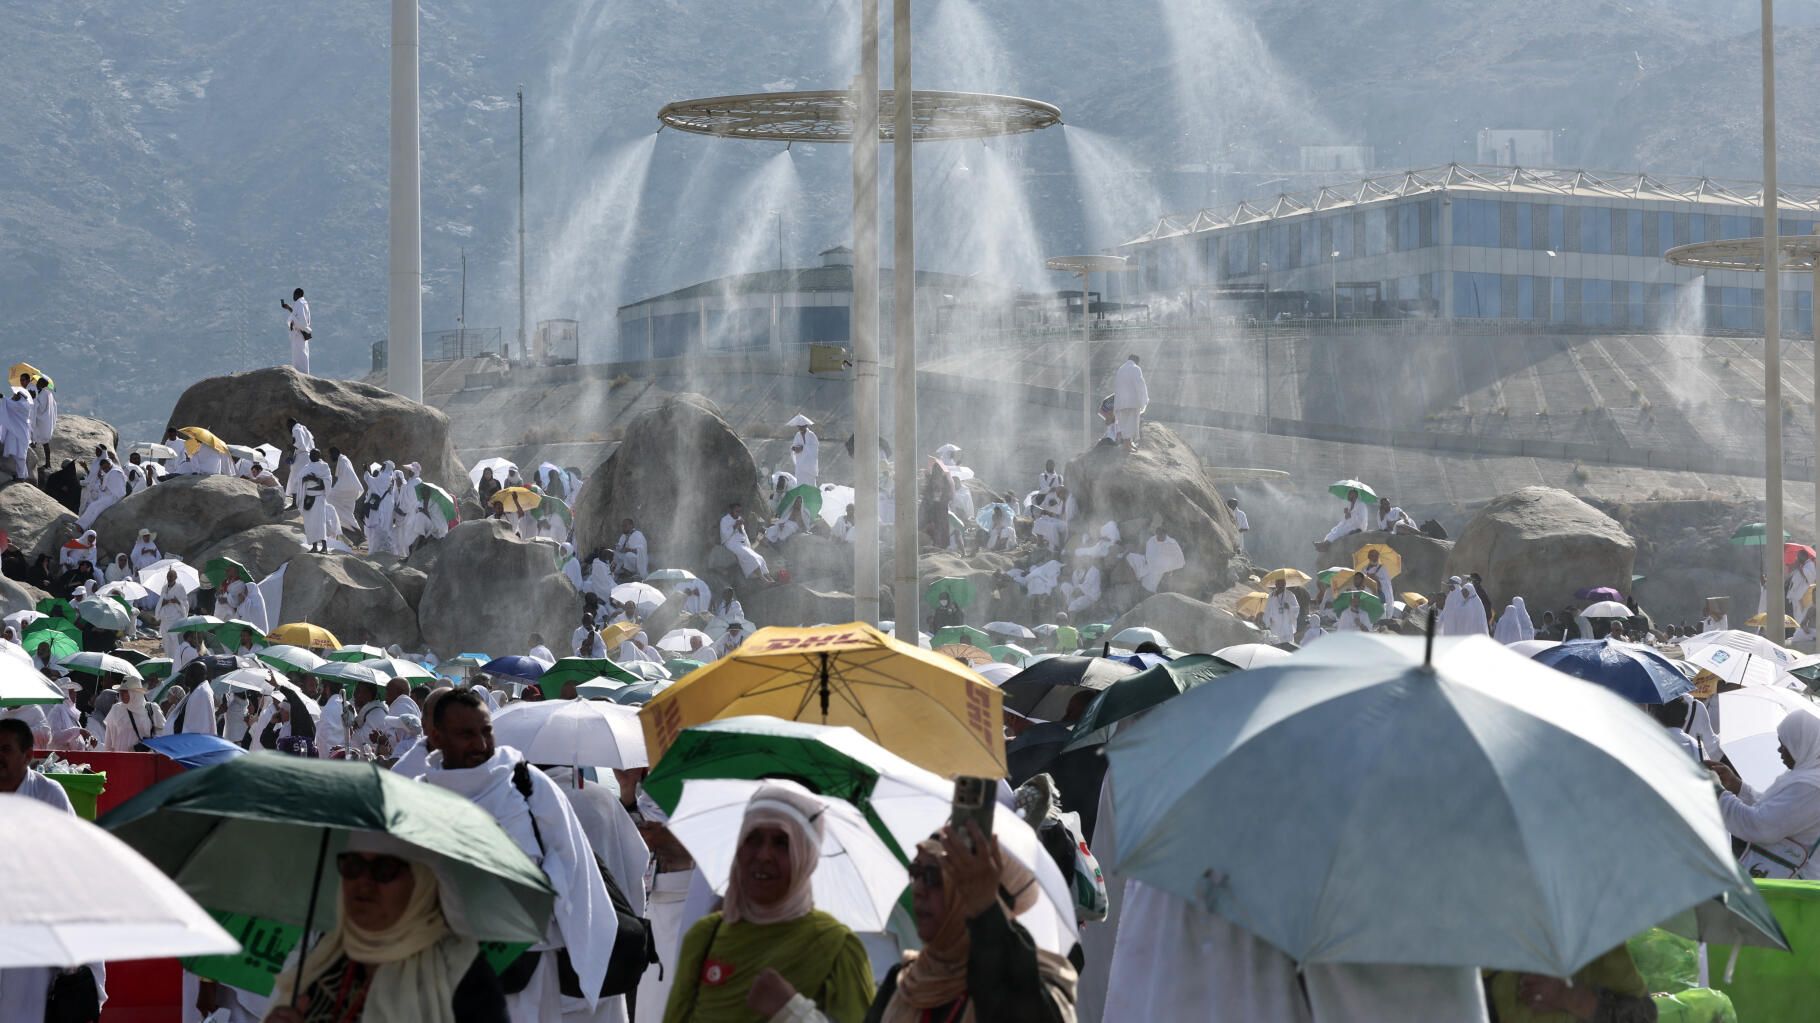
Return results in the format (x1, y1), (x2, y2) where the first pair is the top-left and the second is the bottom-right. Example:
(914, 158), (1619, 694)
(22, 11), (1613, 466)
(290, 827), (332, 1007)
(1423, 600), (1437, 667)
(819, 652), (831, 723)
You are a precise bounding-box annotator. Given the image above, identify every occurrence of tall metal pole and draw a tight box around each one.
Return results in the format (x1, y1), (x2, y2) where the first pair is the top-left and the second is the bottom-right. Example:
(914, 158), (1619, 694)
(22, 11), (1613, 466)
(892, 0), (920, 629)
(387, 0), (423, 402)
(852, 0), (882, 625)
(1763, 0), (1786, 638)
(1812, 243), (1819, 651)
(1082, 271), (1095, 449)
(518, 86), (528, 363)
(459, 247), (467, 331)
(775, 211), (785, 273)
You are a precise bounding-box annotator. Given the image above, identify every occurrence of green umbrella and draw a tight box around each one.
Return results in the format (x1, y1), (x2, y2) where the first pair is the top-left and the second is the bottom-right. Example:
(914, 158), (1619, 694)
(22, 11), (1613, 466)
(988, 643), (1033, 666)
(537, 657), (638, 698)
(531, 494), (573, 528)
(209, 619), (267, 649)
(35, 597), (75, 622)
(102, 754), (555, 999)
(62, 651), (143, 680)
(1332, 590), (1386, 620)
(1064, 654), (1238, 750)
(259, 645), (326, 674)
(170, 614), (226, 635)
(774, 484), (823, 520)
(202, 557), (253, 589)
(327, 644), (386, 663)
(924, 577), (976, 608)
(22, 623), (78, 661)
(1328, 479), (1379, 503)
(1077, 623), (1111, 645)
(140, 658), (174, 681)
(664, 658), (707, 679)
(1731, 522), (1792, 546)
(932, 625), (991, 649)
(416, 480), (460, 528)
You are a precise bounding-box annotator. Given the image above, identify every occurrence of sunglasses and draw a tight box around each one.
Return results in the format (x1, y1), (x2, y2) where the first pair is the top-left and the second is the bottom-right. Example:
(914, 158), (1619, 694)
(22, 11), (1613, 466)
(336, 853), (409, 884)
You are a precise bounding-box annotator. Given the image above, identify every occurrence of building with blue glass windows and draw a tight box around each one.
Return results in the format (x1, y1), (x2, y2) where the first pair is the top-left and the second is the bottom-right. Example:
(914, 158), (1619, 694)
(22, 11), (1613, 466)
(1119, 164), (1820, 333)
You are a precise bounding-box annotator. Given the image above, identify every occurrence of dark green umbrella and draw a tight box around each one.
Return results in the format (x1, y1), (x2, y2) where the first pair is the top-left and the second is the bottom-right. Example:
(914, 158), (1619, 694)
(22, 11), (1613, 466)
(202, 557), (253, 589)
(102, 754), (554, 1002)
(924, 577), (976, 608)
(1064, 654), (1238, 750)
(774, 484), (823, 520)
(536, 657), (638, 698)
(931, 625), (990, 649)
(22, 621), (78, 661)
(35, 597), (76, 622)
(1731, 522), (1791, 547)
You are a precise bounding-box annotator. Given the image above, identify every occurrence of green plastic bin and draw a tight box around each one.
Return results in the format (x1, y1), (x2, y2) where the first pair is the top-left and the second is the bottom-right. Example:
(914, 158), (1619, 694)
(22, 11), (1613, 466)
(43, 771), (107, 821)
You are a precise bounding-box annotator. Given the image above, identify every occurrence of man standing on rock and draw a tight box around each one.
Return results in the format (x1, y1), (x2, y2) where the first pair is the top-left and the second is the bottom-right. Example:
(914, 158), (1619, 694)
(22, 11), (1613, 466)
(1265, 578), (1300, 642)
(28, 374), (54, 472)
(1113, 353), (1148, 452)
(281, 287), (312, 374)
(788, 413), (819, 487)
(2, 373), (34, 480)
(297, 448), (340, 554)
(283, 417), (315, 508)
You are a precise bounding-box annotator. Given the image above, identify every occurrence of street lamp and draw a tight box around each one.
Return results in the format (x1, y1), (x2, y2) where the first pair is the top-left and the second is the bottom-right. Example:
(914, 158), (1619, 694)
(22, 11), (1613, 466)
(388, 0), (423, 401)
(1330, 250), (1341, 320)
(1046, 255), (1131, 450)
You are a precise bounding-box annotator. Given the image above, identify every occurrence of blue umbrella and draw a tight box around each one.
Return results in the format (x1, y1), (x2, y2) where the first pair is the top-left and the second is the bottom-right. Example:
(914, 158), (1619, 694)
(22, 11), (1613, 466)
(140, 733), (247, 770)
(481, 656), (549, 683)
(975, 502), (1016, 530)
(1530, 639), (1692, 704)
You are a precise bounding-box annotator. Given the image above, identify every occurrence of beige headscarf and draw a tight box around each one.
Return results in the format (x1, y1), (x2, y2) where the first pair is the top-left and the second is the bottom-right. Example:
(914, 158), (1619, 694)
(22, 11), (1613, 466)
(266, 840), (476, 1023)
(722, 782), (825, 925)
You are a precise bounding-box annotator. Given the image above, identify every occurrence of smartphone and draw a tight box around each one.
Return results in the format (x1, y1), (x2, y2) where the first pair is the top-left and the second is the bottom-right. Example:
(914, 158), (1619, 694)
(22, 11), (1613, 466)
(949, 775), (995, 851)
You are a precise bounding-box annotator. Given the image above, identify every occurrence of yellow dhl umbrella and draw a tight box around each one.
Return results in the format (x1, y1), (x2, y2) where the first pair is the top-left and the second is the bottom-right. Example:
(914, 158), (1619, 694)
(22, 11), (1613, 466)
(490, 486), (542, 512)
(1236, 591), (1270, 617)
(1745, 612), (1800, 630)
(177, 426), (228, 456)
(267, 622), (342, 649)
(640, 622), (1006, 778)
(1352, 543), (1402, 577)
(599, 621), (639, 648)
(7, 363), (50, 388)
(1400, 592), (1429, 608)
(1260, 568), (1312, 587)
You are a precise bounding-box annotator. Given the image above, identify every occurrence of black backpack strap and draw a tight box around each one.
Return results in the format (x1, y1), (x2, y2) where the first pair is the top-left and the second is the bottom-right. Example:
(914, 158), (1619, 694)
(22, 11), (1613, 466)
(512, 759), (547, 858)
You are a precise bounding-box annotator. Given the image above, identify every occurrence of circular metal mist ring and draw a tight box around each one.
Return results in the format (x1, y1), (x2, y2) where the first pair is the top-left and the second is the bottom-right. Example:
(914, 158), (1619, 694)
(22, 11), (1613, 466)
(1666, 237), (1820, 273)
(657, 89), (1061, 143)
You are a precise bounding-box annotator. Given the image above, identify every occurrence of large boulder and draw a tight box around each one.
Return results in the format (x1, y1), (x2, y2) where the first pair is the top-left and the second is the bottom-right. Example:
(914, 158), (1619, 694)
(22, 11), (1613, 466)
(1064, 425), (1242, 597)
(1109, 592), (1262, 654)
(1594, 497), (1759, 628)
(744, 583), (857, 628)
(573, 395), (764, 573)
(166, 367), (472, 499)
(417, 520), (581, 657)
(193, 524), (308, 581)
(280, 553), (420, 648)
(40, 414), (119, 475)
(1447, 486), (1635, 615)
(1328, 531), (1455, 601)
(919, 549), (1024, 626)
(0, 576), (47, 618)
(93, 474), (286, 559)
(0, 483), (78, 560)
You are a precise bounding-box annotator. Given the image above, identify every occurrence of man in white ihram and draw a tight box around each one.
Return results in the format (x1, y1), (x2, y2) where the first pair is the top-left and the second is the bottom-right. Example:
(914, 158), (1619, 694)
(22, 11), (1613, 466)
(1126, 524), (1186, 593)
(2, 375), (33, 479)
(787, 413), (819, 488)
(1264, 578), (1301, 642)
(77, 455), (127, 529)
(283, 417), (315, 507)
(719, 501), (771, 582)
(1113, 353), (1148, 452)
(281, 287), (312, 374)
(29, 374), (55, 471)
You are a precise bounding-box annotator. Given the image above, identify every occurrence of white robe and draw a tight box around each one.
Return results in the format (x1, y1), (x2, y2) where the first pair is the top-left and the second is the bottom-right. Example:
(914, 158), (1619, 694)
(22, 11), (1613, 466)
(1113, 358), (1148, 411)
(77, 466), (126, 529)
(1265, 591), (1301, 641)
(156, 581), (189, 658)
(1126, 535), (1186, 593)
(634, 871), (691, 1023)
(719, 513), (768, 578)
(1362, 562), (1395, 604)
(1009, 559), (1063, 597)
(1492, 597), (1536, 644)
(1, 388), (32, 475)
(287, 297), (312, 374)
(1031, 494), (1074, 551)
(297, 459), (340, 544)
(29, 386), (55, 445)
(1105, 880), (1313, 1023)
(177, 680), (217, 735)
(612, 530), (648, 579)
(130, 541), (162, 573)
(1325, 500), (1369, 542)
(790, 429), (820, 487)
(102, 696), (164, 752)
(1439, 586), (1491, 636)
(1064, 565), (1102, 615)
(329, 453), (363, 527)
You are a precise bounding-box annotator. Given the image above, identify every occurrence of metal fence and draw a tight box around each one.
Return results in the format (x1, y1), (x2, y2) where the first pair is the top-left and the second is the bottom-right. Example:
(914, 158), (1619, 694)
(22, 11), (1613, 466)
(370, 329), (506, 372)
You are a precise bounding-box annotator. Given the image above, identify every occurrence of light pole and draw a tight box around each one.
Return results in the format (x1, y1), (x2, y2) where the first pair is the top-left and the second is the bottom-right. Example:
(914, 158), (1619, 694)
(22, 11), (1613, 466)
(387, 0), (423, 402)
(518, 85), (527, 364)
(891, 0), (918, 633)
(851, 0), (882, 625)
(1046, 255), (1129, 450)
(1330, 250), (1341, 320)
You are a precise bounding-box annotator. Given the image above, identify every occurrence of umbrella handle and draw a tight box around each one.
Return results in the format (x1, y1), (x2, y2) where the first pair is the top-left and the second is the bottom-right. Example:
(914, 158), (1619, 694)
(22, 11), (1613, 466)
(291, 828), (332, 1007)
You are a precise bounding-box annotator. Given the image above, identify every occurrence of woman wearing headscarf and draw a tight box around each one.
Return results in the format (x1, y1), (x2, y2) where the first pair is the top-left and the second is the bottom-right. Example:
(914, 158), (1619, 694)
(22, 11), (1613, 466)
(265, 837), (508, 1023)
(662, 783), (874, 1022)
(156, 567), (189, 658)
(101, 676), (165, 752)
(155, 684), (186, 736)
(1439, 582), (1490, 637)
(1709, 711), (1820, 879)
(1491, 596), (1535, 645)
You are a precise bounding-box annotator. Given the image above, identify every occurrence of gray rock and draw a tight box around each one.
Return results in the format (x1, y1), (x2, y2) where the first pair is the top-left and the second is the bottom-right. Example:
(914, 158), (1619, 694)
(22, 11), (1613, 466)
(573, 394), (765, 574)
(743, 582), (856, 628)
(166, 367), (473, 501)
(1594, 497), (1758, 628)
(280, 553), (420, 648)
(0, 483), (78, 560)
(38, 414), (120, 476)
(918, 549), (1028, 626)
(192, 523), (308, 581)
(93, 474), (286, 559)
(1328, 531), (1456, 600)
(1109, 592), (1263, 653)
(1447, 486), (1636, 615)
(384, 564), (429, 611)
(417, 520), (581, 657)
(0, 576), (48, 618)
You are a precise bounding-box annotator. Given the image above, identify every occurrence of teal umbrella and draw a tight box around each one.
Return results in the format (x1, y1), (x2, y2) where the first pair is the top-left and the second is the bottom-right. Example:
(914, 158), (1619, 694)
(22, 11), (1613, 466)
(1328, 479), (1378, 503)
(932, 625), (991, 649)
(1064, 654), (1236, 750)
(102, 755), (554, 996)
(258, 645), (325, 675)
(22, 623), (78, 661)
(209, 620), (267, 649)
(537, 657), (638, 698)
(774, 484), (823, 520)
(327, 644), (386, 663)
(1104, 633), (1771, 976)
(35, 597), (76, 622)
(169, 615), (226, 636)
(988, 643), (1033, 666)
(1731, 522), (1791, 547)
(664, 658), (708, 679)
(924, 577), (976, 608)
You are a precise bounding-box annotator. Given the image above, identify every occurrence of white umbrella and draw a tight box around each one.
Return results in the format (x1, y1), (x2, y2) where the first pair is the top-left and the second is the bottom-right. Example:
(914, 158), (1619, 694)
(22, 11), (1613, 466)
(1683, 630), (1802, 671)
(59, 652), (142, 680)
(879, 622), (933, 649)
(493, 699), (648, 769)
(1212, 643), (1292, 669)
(1107, 632), (1757, 976)
(974, 662), (1019, 685)
(214, 667), (278, 695)
(1506, 639), (1561, 658)
(706, 616), (757, 642)
(96, 580), (150, 603)
(251, 443), (282, 471)
(1581, 600), (1634, 619)
(817, 484), (855, 528)
(610, 582), (665, 616)
(985, 621), (1037, 641)
(1111, 626), (1170, 649)
(0, 660), (62, 707)
(1682, 642), (1799, 690)
(645, 568), (698, 584)
(1715, 688), (1820, 792)
(3, 610), (44, 632)
(130, 442), (178, 461)
(575, 679), (627, 700)
(359, 656), (438, 681)
(619, 660), (672, 682)
(0, 795), (241, 967)
(668, 779), (907, 933)
(469, 457), (518, 490)
(656, 629), (712, 655)
(138, 559), (201, 595)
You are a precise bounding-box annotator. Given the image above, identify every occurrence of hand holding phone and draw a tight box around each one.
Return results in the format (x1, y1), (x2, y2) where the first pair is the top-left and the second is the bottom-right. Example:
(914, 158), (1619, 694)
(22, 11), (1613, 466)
(949, 775), (995, 852)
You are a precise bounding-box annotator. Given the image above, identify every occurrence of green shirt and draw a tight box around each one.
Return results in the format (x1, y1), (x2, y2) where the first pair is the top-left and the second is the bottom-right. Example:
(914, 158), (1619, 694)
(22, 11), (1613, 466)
(662, 910), (875, 1023)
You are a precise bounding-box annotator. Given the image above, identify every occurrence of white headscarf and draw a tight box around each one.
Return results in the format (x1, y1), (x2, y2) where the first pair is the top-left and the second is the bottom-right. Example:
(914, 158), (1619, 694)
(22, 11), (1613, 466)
(1440, 583), (1490, 636)
(1766, 713), (1820, 800)
(724, 782), (825, 926)
(1492, 597), (1536, 644)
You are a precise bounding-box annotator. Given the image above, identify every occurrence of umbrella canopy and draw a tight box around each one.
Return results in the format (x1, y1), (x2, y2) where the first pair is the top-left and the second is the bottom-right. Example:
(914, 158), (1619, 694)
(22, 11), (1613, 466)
(170, 614), (227, 636)
(1575, 586), (1625, 602)
(202, 557), (253, 589)
(207, 620), (267, 649)
(600, 621), (641, 649)
(988, 643), (1033, 666)
(531, 494), (572, 529)
(7, 362), (47, 386)
(1506, 639), (1561, 658)
(536, 657), (638, 698)
(0, 660), (63, 707)
(1001, 656), (1141, 721)
(606, 680), (671, 705)
(1731, 522), (1791, 546)
(74, 597), (132, 632)
(1328, 479), (1378, 503)
(96, 579), (150, 603)
(665, 658), (708, 679)
(619, 660), (673, 682)
(357, 656), (437, 682)
(1110, 626), (1170, 649)
(1211, 643), (1293, 669)
(0, 797), (239, 968)
(1682, 630), (1802, 671)
(1107, 632), (1767, 975)
(1351, 544), (1402, 576)
(176, 427), (228, 456)
(489, 486), (541, 513)
(1331, 590), (1385, 620)
(1747, 612), (1801, 630)
(481, 655), (549, 683)
(924, 577), (976, 608)
(774, 484), (823, 520)
(21, 627), (77, 663)
(61, 651), (143, 680)
(140, 734), (247, 770)
(326, 644), (386, 663)
(308, 661), (386, 689)
(1531, 639), (1692, 703)
(931, 625), (990, 649)
(610, 582), (665, 617)
(984, 621), (1037, 641)
(1315, 565), (1358, 589)
(131, 441), (177, 460)
(935, 644), (993, 666)
(468, 457), (518, 490)
(657, 628), (713, 654)
(1681, 642), (1798, 690)
(974, 661), (1019, 685)
(667, 779), (907, 933)
(266, 623), (341, 650)
(1399, 591), (1430, 608)
(416, 481), (459, 527)
(817, 484), (856, 528)
(645, 568), (698, 584)
(101, 754), (554, 949)
(1788, 543), (1819, 566)
(258, 644), (327, 674)
(1260, 568), (1313, 587)
(1066, 655), (1237, 749)
(640, 622), (1007, 778)
(492, 699), (648, 770)
(1235, 591), (1271, 618)
(36, 597), (75, 622)
(1580, 600), (1634, 619)
(1715, 688), (1820, 792)
(975, 502), (1017, 531)
(139, 559), (202, 594)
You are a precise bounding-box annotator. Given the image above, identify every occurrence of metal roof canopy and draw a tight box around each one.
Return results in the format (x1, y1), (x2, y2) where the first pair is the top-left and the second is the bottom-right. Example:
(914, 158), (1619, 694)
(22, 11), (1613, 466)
(1665, 235), (1820, 272)
(657, 89), (1061, 143)
(1046, 254), (1133, 274)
